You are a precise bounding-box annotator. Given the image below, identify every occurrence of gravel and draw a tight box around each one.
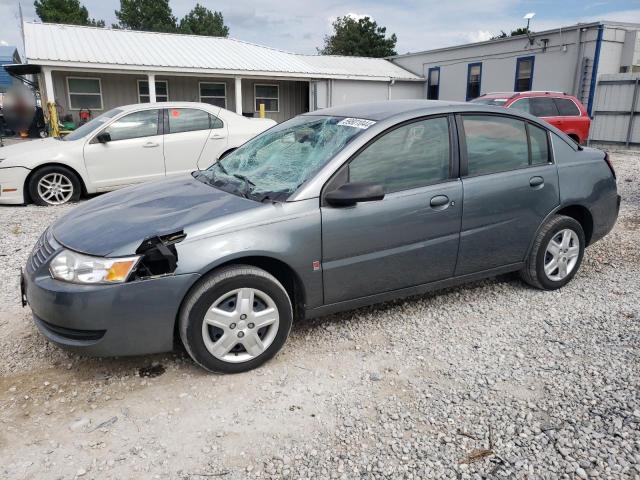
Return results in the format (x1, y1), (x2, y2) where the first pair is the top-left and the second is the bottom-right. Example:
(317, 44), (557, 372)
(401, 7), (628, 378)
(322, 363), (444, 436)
(0, 151), (638, 479)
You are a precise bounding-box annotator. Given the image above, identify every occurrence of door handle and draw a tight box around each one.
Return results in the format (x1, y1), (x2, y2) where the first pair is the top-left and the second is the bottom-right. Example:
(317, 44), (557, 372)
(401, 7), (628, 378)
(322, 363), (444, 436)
(529, 176), (544, 188)
(143, 141), (159, 148)
(210, 134), (226, 139)
(430, 195), (450, 209)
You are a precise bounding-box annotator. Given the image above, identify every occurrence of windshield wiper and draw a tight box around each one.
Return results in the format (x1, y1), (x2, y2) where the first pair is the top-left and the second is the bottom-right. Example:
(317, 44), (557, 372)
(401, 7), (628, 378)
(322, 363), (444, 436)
(232, 173), (256, 199)
(215, 161), (229, 175)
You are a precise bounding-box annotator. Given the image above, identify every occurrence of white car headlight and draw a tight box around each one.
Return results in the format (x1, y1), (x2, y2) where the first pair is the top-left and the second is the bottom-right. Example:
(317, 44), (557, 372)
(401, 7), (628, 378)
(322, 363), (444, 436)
(49, 249), (140, 284)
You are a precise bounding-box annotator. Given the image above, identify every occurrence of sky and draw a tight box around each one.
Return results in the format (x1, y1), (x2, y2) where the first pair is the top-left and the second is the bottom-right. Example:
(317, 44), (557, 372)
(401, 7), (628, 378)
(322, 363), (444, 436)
(1, 0), (640, 56)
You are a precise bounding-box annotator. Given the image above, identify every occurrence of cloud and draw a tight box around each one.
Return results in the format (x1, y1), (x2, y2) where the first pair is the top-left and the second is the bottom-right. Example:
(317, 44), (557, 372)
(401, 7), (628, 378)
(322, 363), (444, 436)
(466, 30), (494, 43)
(3, 0), (640, 58)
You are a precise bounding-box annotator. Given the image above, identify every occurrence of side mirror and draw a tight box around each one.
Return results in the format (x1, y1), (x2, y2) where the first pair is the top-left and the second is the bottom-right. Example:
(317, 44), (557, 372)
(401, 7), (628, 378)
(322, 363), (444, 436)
(96, 132), (111, 143)
(325, 182), (385, 207)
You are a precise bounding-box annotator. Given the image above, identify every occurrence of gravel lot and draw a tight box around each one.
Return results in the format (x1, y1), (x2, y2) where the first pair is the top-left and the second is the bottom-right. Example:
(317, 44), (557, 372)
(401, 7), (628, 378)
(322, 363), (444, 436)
(0, 151), (638, 480)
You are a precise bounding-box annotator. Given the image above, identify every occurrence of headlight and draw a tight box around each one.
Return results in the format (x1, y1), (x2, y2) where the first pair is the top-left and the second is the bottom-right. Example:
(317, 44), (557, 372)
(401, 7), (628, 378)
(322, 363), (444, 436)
(49, 249), (140, 284)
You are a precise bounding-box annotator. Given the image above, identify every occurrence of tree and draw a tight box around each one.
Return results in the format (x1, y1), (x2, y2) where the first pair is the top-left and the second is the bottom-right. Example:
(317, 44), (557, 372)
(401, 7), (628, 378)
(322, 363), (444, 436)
(114, 0), (177, 33)
(179, 3), (229, 37)
(319, 16), (397, 57)
(491, 27), (530, 40)
(34, 0), (105, 27)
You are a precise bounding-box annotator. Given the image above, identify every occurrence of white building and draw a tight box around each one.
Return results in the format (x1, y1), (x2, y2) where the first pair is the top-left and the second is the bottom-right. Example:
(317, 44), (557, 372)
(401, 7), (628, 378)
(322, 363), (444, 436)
(390, 21), (640, 114)
(14, 22), (423, 123)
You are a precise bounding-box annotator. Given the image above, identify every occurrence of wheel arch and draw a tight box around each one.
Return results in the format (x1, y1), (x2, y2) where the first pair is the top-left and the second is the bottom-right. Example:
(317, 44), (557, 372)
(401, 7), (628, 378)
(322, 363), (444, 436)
(173, 255), (307, 347)
(556, 204), (594, 245)
(218, 147), (237, 160)
(23, 162), (88, 203)
(527, 203), (594, 259)
(566, 133), (581, 144)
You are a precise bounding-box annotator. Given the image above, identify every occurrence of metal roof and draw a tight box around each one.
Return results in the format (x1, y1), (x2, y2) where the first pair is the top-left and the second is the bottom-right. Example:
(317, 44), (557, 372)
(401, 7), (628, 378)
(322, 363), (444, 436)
(24, 22), (421, 82)
(388, 20), (640, 59)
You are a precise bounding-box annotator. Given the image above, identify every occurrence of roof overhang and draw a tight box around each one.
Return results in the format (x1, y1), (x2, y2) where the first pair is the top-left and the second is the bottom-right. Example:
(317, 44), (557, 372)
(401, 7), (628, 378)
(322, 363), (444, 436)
(27, 60), (424, 82)
(4, 63), (42, 75)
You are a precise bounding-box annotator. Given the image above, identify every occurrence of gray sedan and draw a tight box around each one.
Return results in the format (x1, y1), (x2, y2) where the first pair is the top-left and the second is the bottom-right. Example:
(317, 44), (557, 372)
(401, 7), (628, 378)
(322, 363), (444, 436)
(21, 100), (620, 373)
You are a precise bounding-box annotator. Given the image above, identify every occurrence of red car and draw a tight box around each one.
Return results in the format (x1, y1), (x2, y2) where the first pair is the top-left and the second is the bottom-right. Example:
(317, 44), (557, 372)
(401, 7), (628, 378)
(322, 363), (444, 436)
(471, 91), (591, 144)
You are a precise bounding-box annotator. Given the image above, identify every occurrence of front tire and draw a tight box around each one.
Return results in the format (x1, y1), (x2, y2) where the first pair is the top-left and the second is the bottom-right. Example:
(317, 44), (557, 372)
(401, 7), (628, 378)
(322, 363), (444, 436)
(520, 215), (585, 290)
(179, 265), (293, 373)
(28, 166), (81, 206)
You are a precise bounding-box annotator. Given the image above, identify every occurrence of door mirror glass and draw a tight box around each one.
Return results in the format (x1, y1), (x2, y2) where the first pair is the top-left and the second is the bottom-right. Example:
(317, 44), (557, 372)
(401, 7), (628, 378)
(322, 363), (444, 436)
(325, 182), (384, 207)
(96, 132), (111, 143)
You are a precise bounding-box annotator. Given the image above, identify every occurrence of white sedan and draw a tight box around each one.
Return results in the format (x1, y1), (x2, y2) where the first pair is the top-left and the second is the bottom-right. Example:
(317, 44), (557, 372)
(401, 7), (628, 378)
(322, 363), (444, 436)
(0, 102), (276, 205)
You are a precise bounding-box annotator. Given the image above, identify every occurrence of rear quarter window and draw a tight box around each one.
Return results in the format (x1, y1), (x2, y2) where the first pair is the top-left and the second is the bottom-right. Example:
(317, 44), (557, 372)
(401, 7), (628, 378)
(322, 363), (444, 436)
(528, 124), (551, 165)
(551, 132), (578, 164)
(554, 98), (581, 116)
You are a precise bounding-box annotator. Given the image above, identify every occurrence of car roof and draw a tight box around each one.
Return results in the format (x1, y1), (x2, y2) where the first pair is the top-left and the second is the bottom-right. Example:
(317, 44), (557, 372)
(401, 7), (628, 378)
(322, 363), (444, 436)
(480, 91), (575, 100)
(304, 100), (468, 121)
(115, 101), (219, 111)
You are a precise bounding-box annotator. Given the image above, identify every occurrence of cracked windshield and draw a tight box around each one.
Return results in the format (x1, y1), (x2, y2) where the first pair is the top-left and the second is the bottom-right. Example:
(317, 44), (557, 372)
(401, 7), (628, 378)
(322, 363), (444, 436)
(194, 115), (371, 201)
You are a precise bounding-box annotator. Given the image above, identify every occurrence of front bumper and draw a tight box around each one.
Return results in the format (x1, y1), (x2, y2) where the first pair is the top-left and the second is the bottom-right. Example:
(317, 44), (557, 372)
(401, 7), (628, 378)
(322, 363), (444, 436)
(23, 231), (199, 356)
(0, 166), (29, 204)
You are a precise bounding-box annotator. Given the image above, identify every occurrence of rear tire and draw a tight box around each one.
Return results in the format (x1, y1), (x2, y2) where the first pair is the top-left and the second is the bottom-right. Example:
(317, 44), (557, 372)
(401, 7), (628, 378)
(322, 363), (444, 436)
(520, 215), (585, 290)
(28, 166), (81, 206)
(179, 265), (293, 373)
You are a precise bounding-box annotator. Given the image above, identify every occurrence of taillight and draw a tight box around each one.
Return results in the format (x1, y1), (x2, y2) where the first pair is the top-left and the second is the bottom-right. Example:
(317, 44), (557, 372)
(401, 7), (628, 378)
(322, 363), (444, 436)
(604, 152), (616, 179)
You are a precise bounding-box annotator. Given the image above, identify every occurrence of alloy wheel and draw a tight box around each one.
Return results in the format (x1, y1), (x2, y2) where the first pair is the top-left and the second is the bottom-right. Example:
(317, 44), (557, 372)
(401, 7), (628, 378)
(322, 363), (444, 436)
(201, 288), (280, 363)
(544, 228), (580, 282)
(37, 173), (74, 205)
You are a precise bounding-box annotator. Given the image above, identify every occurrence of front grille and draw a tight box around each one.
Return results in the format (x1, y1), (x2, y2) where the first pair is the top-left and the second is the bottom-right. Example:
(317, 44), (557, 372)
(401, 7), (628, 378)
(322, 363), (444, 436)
(27, 229), (59, 273)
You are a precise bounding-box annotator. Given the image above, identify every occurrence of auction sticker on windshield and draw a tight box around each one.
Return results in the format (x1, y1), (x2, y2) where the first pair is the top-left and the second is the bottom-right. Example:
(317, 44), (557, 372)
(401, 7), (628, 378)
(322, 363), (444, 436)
(337, 118), (376, 129)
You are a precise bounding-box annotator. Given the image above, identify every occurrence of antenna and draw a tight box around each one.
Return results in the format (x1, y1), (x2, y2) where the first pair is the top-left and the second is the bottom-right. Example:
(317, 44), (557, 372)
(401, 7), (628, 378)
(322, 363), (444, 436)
(523, 12), (536, 45)
(19, 2), (26, 56)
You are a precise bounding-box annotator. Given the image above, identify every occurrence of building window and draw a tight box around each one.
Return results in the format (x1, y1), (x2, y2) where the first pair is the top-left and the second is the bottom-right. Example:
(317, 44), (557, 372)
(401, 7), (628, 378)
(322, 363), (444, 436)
(466, 63), (482, 101)
(514, 56), (534, 92)
(138, 80), (168, 103)
(255, 84), (279, 112)
(199, 82), (226, 108)
(66, 77), (103, 110)
(427, 67), (440, 100)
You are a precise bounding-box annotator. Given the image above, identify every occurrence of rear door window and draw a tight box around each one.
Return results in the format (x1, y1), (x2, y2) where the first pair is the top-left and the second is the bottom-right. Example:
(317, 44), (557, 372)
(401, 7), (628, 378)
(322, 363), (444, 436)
(554, 98), (580, 116)
(530, 98), (559, 117)
(349, 117), (451, 193)
(462, 115), (529, 175)
(168, 108), (212, 134)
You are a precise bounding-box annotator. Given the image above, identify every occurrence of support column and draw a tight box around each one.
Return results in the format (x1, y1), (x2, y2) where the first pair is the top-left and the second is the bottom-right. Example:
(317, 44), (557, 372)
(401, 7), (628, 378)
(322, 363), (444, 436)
(235, 77), (242, 115)
(42, 67), (55, 104)
(147, 73), (156, 103)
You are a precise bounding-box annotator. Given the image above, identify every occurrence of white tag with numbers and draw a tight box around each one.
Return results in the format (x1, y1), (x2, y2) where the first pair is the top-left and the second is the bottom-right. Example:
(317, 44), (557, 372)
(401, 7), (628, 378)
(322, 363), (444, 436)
(337, 118), (376, 129)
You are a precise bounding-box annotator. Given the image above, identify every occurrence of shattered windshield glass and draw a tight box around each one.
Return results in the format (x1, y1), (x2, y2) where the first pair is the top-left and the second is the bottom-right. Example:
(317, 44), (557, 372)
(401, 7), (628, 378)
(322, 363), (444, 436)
(193, 115), (370, 201)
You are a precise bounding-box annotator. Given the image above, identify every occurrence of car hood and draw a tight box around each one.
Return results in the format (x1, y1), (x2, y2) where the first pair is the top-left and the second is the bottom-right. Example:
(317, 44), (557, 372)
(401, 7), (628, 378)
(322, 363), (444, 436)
(0, 138), (75, 166)
(51, 175), (260, 256)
